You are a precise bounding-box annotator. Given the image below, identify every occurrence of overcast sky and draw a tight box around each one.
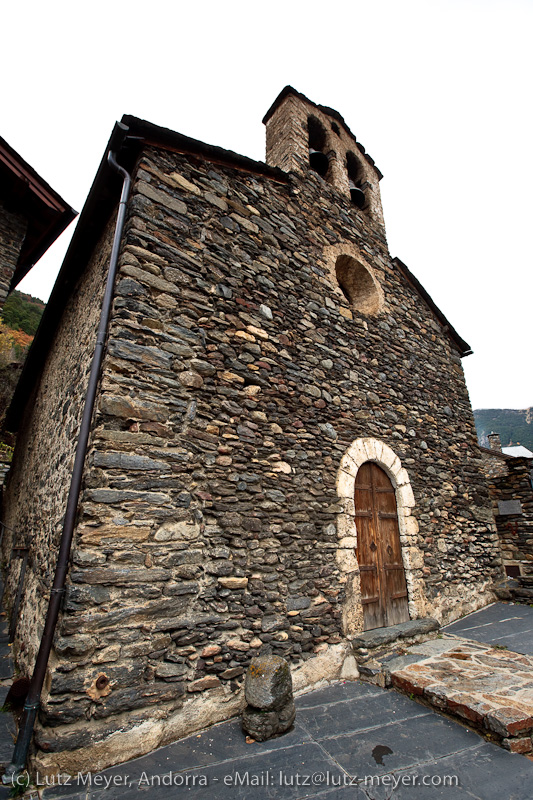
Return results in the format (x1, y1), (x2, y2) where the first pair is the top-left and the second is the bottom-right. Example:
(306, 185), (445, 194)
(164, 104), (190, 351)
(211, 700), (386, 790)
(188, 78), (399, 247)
(3, 0), (531, 411)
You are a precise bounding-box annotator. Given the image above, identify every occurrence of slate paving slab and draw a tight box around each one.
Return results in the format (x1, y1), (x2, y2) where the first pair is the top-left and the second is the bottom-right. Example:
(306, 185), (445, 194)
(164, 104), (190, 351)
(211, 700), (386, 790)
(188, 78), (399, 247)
(444, 602), (533, 655)
(295, 680), (382, 708)
(39, 680), (533, 800)
(297, 688), (429, 740)
(101, 715), (313, 778)
(363, 741), (533, 800)
(320, 712), (482, 776)
(46, 742), (346, 800)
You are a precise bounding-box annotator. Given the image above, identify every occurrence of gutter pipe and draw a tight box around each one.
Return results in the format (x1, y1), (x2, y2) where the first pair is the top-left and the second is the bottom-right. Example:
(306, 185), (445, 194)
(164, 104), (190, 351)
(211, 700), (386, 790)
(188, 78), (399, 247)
(3, 128), (132, 783)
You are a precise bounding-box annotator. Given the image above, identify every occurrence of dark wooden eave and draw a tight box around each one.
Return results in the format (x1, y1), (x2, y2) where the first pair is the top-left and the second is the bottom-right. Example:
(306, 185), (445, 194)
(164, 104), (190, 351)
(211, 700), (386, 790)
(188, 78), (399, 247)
(393, 257), (472, 357)
(121, 115), (289, 184)
(479, 446), (512, 460)
(0, 136), (77, 289)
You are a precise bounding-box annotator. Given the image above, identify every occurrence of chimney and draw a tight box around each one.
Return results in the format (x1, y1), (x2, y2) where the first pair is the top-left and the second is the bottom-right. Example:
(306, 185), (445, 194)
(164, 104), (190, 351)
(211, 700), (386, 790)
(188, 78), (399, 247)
(488, 432), (502, 452)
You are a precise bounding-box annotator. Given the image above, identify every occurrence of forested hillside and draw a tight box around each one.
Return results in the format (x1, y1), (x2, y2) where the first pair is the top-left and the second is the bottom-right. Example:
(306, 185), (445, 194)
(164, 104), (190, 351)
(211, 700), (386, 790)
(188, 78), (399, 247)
(475, 408), (533, 451)
(3, 290), (45, 336)
(0, 290), (45, 433)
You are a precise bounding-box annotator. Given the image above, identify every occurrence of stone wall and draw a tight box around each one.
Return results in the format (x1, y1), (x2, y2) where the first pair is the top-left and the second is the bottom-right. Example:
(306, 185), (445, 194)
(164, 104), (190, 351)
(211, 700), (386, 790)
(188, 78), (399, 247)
(25, 139), (502, 774)
(487, 457), (533, 575)
(1, 218), (115, 676)
(0, 197), (27, 310)
(481, 449), (509, 479)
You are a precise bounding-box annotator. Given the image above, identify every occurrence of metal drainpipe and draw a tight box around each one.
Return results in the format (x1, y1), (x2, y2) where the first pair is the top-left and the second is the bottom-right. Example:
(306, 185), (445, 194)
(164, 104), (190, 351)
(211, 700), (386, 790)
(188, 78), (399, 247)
(3, 143), (132, 783)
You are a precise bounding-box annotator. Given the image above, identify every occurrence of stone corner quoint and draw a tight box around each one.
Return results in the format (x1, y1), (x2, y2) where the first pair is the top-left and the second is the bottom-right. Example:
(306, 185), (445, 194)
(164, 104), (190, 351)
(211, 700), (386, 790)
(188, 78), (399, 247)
(1, 86), (502, 774)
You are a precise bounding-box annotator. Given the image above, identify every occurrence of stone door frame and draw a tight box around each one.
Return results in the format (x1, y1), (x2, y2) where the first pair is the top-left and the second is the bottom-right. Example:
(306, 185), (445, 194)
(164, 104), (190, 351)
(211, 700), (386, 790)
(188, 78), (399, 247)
(336, 437), (427, 635)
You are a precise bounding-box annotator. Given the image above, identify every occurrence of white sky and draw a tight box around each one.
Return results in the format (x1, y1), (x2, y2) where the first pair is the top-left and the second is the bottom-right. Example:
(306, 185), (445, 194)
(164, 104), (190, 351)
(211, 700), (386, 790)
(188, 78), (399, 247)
(3, 0), (531, 411)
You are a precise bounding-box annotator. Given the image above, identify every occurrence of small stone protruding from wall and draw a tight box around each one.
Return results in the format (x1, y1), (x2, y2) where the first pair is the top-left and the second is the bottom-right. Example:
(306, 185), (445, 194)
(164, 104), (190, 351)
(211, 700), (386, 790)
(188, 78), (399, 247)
(242, 655), (295, 742)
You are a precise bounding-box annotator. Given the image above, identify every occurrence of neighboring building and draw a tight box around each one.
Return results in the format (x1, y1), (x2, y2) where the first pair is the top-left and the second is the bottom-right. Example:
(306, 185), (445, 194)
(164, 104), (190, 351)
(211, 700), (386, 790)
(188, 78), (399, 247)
(481, 432), (533, 579)
(0, 136), (76, 310)
(1, 88), (502, 774)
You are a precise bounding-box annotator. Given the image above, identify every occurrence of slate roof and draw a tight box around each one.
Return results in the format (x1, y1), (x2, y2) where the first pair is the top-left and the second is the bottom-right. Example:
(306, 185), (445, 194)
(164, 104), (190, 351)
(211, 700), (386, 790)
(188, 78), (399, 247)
(502, 445), (533, 459)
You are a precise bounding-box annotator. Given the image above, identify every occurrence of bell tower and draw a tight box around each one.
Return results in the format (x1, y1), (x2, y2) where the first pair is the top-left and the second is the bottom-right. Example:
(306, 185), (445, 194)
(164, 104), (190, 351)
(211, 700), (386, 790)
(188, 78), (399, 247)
(263, 86), (386, 234)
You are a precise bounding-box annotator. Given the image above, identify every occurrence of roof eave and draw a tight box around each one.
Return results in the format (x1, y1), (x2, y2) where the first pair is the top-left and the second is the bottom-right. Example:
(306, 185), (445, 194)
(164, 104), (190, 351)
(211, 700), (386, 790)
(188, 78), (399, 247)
(0, 136), (77, 289)
(392, 257), (472, 358)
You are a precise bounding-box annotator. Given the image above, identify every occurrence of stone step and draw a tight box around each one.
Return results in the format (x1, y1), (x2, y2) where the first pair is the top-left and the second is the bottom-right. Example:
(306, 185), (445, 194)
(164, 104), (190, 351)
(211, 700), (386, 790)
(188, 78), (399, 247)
(351, 617), (440, 652)
(390, 637), (533, 754)
(518, 576), (533, 587)
(351, 618), (440, 688)
(510, 587), (533, 602)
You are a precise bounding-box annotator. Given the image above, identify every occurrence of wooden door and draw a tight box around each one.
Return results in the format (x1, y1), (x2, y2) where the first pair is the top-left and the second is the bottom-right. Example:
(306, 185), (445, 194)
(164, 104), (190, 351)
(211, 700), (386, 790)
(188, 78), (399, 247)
(354, 462), (410, 631)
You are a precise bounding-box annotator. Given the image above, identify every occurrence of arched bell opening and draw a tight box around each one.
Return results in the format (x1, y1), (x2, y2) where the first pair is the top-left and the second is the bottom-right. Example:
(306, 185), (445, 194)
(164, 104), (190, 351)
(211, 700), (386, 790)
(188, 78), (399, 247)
(346, 151), (366, 209)
(307, 116), (330, 178)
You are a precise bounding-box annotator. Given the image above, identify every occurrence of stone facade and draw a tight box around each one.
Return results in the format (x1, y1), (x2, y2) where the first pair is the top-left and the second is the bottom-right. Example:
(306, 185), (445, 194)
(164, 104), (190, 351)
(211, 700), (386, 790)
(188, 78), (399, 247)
(0, 197), (27, 310)
(2, 89), (502, 774)
(481, 448), (510, 479)
(484, 454), (533, 577)
(481, 433), (510, 478)
(480, 434), (533, 577)
(1, 219), (115, 671)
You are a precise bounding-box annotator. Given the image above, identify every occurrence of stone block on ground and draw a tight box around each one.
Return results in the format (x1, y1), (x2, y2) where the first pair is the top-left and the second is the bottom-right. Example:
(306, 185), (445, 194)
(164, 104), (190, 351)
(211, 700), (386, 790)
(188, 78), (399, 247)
(242, 655), (295, 741)
(244, 655), (292, 711)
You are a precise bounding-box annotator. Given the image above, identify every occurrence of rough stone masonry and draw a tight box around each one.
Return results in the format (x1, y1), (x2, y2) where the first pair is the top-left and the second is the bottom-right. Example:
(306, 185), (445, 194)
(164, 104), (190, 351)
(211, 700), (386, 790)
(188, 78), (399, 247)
(1, 87), (502, 774)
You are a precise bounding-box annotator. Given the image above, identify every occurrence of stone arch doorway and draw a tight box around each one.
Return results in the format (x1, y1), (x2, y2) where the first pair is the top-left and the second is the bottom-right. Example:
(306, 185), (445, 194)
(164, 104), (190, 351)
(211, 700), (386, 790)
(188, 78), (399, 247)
(336, 437), (427, 635)
(355, 462), (409, 631)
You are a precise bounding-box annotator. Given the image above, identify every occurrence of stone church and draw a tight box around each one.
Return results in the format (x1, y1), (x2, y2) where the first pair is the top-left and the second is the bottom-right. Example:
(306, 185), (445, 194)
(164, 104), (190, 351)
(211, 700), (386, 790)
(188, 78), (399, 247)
(1, 87), (502, 774)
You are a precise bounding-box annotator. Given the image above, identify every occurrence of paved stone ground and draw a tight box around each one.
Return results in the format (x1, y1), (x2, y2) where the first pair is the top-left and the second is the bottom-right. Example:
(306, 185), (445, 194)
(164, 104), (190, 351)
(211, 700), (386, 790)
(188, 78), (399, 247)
(444, 602), (533, 655)
(359, 604), (533, 756)
(0, 603), (532, 798)
(24, 680), (531, 800)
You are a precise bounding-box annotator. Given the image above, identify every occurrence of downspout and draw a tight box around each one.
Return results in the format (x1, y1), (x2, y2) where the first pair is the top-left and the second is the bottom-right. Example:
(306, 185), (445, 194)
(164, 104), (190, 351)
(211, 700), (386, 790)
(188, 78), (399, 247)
(3, 128), (132, 783)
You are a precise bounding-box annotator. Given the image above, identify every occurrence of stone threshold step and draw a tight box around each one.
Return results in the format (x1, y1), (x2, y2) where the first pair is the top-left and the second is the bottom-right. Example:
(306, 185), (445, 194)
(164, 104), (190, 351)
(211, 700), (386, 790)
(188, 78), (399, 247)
(351, 617), (440, 650)
(351, 618), (441, 689)
(512, 588), (533, 600)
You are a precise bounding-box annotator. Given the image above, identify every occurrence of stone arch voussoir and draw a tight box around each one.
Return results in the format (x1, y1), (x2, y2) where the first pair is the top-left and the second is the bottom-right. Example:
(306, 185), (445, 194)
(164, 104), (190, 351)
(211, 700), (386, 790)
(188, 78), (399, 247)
(322, 243), (384, 315)
(335, 437), (427, 635)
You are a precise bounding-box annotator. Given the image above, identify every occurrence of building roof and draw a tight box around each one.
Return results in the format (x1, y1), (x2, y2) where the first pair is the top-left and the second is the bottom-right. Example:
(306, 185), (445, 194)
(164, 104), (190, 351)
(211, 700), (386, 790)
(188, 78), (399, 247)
(5, 106), (472, 428)
(0, 136), (77, 289)
(502, 445), (533, 458)
(263, 86), (384, 180)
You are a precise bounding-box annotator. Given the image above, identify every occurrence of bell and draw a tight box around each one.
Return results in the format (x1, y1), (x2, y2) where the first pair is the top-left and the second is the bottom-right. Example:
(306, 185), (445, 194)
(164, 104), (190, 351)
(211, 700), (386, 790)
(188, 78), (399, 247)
(349, 179), (365, 209)
(309, 148), (329, 177)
